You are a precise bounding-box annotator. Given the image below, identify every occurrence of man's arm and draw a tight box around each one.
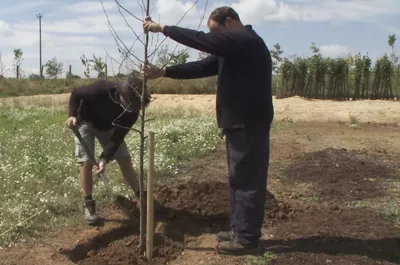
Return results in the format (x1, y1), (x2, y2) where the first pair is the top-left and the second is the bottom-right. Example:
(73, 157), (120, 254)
(99, 113), (137, 163)
(162, 26), (243, 57)
(164, 54), (218, 79)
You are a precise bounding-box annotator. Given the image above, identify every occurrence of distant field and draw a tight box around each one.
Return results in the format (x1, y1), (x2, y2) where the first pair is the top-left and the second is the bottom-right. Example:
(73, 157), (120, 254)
(1, 93), (400, 124)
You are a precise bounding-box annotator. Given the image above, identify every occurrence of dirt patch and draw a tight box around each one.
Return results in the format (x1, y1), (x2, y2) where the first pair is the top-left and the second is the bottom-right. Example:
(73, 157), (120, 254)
(262, 203), (400, 264)
(283, 148), (398, 202)
(59, 180), (285, 265)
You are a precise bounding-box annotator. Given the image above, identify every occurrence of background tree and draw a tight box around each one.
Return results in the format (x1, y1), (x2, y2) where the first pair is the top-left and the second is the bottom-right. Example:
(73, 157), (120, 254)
(270, 43), (283, 93)
(13, 48), (23, 79)
(44, 57), (63, 79)
(80, 54), (92, 78)
(155, 45), (170, 67)
(168, 49), (190, 66)
(0, 51), (6, 82)
(92, 54), (107, 78)
(388, 34), (397, 57)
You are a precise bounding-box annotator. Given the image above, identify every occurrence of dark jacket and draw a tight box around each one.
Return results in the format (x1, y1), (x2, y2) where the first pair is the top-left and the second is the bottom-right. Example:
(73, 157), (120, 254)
(68, 79), (138, 162)
(163, 25), (274, 129)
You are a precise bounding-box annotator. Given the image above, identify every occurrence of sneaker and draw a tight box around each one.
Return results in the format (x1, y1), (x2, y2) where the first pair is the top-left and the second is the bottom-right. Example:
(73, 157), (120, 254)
(217, 237), (261, 256)
(83, 200), (99, 225)
(216, 230), (234, 242)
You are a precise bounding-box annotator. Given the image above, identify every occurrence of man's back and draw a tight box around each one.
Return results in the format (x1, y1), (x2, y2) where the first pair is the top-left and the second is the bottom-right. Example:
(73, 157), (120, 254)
(162, 24), (274, 129)
(214, 25), (273, 129)
(69, 79), (138, 131)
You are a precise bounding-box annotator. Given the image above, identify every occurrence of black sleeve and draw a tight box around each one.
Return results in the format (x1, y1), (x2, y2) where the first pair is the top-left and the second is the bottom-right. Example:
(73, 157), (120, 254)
(68, 80), (107, 117)
(165, 55), (218, 79)
(162, 25), (243, 57)
(99, 113), (138, 162)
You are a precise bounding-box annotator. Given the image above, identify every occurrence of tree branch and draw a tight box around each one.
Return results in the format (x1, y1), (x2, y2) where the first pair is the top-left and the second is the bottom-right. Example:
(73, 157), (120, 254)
(116, 2), (145, 46)
(114, 0), (143, 22)
(101, 1), (144, 67)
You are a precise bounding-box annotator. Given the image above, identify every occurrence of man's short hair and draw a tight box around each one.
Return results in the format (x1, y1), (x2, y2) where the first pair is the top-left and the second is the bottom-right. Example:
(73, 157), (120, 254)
(208, 6), (241, 26)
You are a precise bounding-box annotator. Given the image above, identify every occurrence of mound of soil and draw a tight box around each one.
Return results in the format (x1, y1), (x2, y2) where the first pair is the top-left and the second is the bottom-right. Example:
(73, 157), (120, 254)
(283, 148), (397, 201)
(63, 180), (296, 265)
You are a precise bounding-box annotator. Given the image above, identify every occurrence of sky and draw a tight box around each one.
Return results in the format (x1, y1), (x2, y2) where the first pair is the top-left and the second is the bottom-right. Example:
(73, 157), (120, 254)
(0, 0), (399, 78)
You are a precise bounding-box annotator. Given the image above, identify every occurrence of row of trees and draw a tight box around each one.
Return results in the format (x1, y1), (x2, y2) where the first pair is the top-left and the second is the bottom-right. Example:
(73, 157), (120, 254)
(0, 48), (66, 80)
(271, 34), (399, 100)
(0, 45), (192, 81)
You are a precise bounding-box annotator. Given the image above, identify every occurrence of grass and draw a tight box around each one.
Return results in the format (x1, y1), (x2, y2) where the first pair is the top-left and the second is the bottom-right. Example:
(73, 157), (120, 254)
(0, 105), (222, 247)
(0, 75), (279, 97)
(247, 251), (278, 265)
(0, 77), (219, 97)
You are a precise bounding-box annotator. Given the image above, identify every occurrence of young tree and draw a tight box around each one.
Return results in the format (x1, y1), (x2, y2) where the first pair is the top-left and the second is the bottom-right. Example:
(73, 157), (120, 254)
(92, 54), (107, 78)
(102, 0), (208, 256)
(168, 49), (190, 65)
(44, 57), (63, 79)
(388, 34), (397, 55)
(13, 48), (23, 79)
(0, 51), (6, 80)
(270, 43), (283, 92)
(80, 54), (92, 78)
(388, 34), (399, 97)
(155, 45), (170, 67)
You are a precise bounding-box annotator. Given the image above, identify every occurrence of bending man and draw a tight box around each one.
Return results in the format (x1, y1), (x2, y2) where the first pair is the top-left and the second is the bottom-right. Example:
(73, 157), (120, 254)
(65, 74), (150, 225)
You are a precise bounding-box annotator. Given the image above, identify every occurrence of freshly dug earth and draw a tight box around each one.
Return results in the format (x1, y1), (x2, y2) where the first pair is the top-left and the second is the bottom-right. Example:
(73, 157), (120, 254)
(283, 148), (398, 202)
(63, 180), (287, 265)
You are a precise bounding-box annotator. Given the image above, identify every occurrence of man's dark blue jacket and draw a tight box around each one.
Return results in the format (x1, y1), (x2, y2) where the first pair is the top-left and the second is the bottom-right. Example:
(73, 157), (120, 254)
(162, 24), (274, 129)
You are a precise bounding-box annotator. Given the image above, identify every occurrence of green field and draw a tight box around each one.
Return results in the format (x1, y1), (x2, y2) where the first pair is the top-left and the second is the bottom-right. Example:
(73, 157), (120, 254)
(0, 105), (221, 247)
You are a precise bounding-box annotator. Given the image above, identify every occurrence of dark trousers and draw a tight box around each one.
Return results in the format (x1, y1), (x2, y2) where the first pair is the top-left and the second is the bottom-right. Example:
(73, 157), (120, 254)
(225, 125), (271, 245)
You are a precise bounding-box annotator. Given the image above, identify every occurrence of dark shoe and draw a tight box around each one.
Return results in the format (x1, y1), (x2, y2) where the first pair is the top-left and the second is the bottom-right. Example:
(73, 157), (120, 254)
(217, 238), (261, 256)
(216, 230), (234, 242)
(83, 200), (99, 225)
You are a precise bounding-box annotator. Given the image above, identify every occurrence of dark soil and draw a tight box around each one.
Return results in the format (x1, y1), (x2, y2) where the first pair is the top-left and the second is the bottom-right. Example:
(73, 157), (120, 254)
(62, 180), (286, 265)
(283, 148), (398, 202)
(262, 204), (400, 264)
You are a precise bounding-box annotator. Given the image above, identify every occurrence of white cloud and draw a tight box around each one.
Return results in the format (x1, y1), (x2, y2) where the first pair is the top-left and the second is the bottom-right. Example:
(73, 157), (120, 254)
(223, 0), (400, 24)
(63, 1), (119, 13)
(1, 0), (399, 78)
(319, 44), (349, 57)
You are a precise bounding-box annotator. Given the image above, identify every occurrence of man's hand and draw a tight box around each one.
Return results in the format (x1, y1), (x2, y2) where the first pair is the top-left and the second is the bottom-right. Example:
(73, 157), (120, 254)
(65, 116), (77, 128)
(141, 63), (165, 79)
(94, 159), (106, 175)
(143, 16), (163, 33)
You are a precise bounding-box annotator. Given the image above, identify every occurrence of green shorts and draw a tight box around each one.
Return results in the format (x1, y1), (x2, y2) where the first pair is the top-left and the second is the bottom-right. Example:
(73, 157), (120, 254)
(74, 121), (130, 163)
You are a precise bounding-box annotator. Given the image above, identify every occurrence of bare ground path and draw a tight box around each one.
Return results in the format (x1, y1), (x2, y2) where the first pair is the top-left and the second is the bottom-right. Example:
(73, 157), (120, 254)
(1, 94), (399, 123)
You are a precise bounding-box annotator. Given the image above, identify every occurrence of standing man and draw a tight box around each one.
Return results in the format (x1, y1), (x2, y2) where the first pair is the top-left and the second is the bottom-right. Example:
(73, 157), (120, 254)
(65, 74), (151, 225)
(142, 6), (274, 255)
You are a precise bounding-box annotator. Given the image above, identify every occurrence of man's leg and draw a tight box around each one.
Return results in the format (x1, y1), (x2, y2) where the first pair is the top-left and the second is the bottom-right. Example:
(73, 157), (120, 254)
(75, 122), (99, 225)
(116, 155), (141, 197)
(95, 130), (141, 198)
(216, 132), (236, 242)
(217, 125), (271, 255)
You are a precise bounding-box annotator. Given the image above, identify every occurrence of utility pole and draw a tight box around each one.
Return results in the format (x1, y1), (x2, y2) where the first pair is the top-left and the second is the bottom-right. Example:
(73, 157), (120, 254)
(36, 13), (43, 80)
